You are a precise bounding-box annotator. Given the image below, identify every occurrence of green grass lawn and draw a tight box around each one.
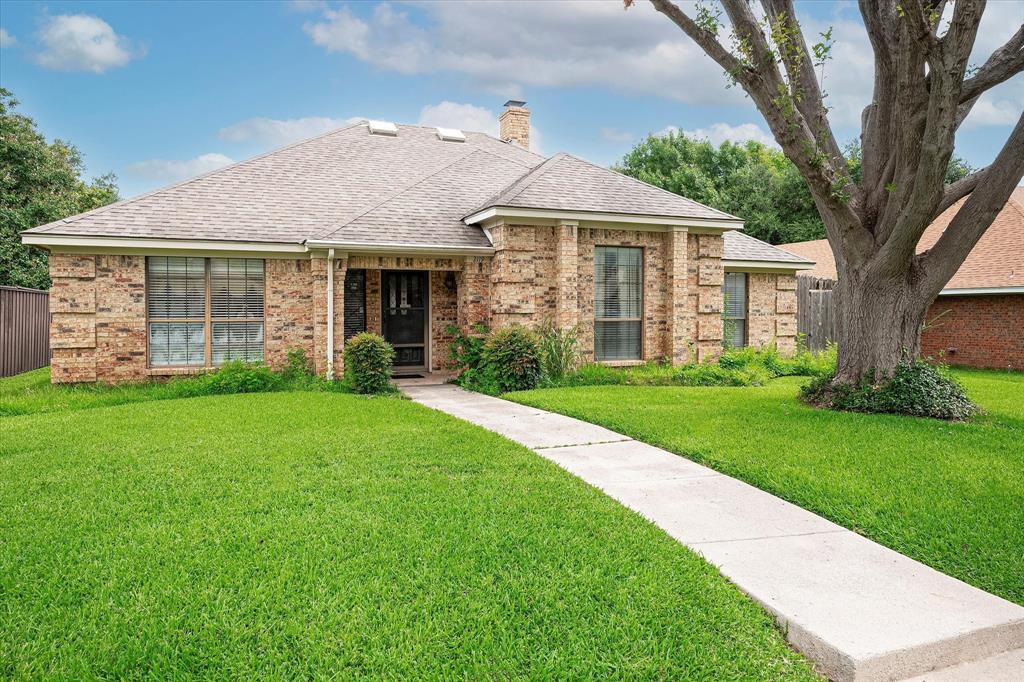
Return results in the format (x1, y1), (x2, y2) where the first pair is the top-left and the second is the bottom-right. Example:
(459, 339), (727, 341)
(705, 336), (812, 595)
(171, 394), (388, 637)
(0, 375), (818, 679)
(509, 369), (1024, 606)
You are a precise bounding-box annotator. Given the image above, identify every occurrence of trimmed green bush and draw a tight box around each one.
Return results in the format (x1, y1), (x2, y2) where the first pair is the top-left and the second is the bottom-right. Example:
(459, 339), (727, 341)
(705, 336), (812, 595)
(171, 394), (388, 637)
(482, 326), (542, 393)
(344, 333), (396, 394)
(802, 361), (979, 421)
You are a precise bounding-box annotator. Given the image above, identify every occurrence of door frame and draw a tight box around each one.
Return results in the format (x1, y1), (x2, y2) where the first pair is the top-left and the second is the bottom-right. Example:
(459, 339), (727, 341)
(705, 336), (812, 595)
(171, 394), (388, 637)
(380, 269), (430, 374)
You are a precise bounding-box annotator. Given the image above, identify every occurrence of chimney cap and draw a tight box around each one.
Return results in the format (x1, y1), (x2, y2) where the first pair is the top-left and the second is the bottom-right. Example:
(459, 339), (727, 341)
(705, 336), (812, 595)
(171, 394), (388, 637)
(503, 100), (527, 109)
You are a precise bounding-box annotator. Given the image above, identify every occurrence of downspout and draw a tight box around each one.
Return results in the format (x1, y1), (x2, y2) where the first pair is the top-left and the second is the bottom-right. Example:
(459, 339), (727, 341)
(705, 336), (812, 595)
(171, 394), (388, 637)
(326, 248), (335, 380)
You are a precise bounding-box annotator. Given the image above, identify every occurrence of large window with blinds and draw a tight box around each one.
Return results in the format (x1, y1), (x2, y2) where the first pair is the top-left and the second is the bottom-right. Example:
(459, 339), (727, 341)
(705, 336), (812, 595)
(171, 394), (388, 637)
(147, 257), (265, 367)
(594, 246), (643, 361)
(722, 272), (747, 348)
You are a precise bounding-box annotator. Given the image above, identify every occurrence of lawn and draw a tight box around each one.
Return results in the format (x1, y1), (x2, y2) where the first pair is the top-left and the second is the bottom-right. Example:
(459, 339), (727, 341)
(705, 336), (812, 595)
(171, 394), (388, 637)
(0, 373), (818, 679)
(509, 369), (1024, 606)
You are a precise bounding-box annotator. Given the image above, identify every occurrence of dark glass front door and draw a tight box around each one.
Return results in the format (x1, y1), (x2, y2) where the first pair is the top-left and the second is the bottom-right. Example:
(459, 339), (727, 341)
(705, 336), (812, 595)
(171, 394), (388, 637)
(382, 270), (428, 368)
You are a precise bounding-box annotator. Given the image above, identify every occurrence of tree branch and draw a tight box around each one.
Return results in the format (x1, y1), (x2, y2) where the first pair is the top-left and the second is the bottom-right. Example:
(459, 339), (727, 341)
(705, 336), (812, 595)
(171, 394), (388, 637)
(936, 167), (986, 214)
(960, 24), (1024, 103)
(921, 112), (1024, 295)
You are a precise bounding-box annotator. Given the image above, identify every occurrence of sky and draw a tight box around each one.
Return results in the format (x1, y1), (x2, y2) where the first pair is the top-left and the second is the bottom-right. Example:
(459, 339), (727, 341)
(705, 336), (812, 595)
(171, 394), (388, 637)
(1, 0), (1021, 198)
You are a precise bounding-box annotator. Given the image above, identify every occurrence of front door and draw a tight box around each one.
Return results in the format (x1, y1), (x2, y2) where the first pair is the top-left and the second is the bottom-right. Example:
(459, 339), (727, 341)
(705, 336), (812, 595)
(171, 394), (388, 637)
(381, 270), (429, 371)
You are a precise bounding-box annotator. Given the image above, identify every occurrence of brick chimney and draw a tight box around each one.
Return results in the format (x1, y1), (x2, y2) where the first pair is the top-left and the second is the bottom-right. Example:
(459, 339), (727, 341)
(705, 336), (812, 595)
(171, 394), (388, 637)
(499, 100), (530, 150)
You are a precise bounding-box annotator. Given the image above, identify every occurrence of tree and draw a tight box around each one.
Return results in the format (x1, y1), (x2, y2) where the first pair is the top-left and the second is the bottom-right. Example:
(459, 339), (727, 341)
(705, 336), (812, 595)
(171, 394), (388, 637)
(629, 0), (1024, 385)
(615, 133), (826, 244)
(0, 88), (119, 289)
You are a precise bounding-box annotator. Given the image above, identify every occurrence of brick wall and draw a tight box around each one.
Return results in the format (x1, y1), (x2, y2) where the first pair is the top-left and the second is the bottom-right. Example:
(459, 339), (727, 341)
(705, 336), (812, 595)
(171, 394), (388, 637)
(922, 294), (1023, 370)
(49, 254), (147, 384)
(746, 272), (798, 354)
(430, 271), (458, 370)
(265, 258), (315, 371)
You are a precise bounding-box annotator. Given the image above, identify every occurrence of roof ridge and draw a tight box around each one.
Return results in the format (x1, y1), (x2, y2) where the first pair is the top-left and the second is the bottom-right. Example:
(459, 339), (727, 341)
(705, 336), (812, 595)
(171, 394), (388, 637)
(316, 147), (493, 239)
(26, 120), (368, 235)
(560, 153), (741, 222)
(565, 151), (741, 220)
(494, 153), (567, 205)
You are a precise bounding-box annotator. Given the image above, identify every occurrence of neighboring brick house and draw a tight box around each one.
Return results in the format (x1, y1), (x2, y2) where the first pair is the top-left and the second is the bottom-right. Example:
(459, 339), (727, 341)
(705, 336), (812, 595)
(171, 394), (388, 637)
(23, 102), (812, 384)
(781, 187), (1024, 370)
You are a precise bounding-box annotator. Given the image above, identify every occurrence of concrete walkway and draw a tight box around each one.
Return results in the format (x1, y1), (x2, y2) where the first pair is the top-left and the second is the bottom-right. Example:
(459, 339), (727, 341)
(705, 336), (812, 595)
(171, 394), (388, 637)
(403, 384), (1024, 682)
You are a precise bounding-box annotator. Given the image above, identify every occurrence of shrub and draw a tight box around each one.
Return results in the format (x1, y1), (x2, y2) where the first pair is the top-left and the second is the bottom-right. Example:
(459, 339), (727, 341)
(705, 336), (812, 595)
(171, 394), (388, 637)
(281, 346), (315, 382)
(536, 318), (581, 383)
(193, 361), (284, 395)
(481, 325), (542, 394)
(344, 333), (395, 394)
(802, 361), (978, 421)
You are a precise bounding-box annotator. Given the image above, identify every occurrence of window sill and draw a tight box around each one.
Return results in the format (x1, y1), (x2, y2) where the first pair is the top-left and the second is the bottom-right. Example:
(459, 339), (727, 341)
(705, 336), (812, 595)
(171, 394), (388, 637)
(598, 360), (647, 367)
(147, 366), (212, 377)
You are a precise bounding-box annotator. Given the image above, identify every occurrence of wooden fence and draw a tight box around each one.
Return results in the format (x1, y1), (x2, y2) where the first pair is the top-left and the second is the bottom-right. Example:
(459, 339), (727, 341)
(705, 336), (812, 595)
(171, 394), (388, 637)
(0, 286), (50, 377)
(796, 276), (837, 351)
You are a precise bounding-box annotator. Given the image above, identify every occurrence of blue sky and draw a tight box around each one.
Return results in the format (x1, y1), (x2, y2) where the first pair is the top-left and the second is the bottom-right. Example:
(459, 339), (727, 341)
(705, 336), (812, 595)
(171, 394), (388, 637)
(1, 0), (1021, 198)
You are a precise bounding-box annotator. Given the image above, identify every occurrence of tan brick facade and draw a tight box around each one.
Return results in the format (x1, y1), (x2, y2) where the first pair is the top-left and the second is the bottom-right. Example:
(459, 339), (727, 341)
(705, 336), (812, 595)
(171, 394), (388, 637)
(47, 231), (799, 383)
(745, 272), (798, 354)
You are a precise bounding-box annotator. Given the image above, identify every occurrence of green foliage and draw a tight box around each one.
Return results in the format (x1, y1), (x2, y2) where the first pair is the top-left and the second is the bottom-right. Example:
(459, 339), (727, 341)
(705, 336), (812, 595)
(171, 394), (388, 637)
(844, 140), (973, 186)
(281, 346), (316, 384)
(0, 88), (120, 289)
(446, 324), (498, 393)
(343, 333), (396, 395)
(536, 318), (581, 384)
(481, 326), (542, 394)
(190, 361), (283, 395)
(802, 361), (979, 421)
(614, 132), (825, 244)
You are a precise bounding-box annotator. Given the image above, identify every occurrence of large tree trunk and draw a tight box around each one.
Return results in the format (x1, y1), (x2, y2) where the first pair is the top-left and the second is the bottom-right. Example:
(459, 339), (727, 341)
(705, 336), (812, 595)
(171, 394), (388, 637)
(832, 275), (932, 385)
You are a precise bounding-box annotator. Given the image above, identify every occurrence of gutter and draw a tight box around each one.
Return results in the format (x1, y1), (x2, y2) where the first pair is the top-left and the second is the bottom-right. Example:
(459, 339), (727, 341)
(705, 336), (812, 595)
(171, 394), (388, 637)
(304, 240), (495, 256)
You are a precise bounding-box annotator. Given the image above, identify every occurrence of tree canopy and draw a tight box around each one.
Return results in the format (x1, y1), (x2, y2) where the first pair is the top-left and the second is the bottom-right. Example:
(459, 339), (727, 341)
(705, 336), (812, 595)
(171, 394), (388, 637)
(1, 88), (119, 289)
(614, 132), (974, 245)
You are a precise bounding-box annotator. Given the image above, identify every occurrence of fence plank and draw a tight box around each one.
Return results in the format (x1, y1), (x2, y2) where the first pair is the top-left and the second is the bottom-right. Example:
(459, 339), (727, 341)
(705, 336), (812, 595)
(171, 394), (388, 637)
(0, 286), (51, 377)
(796, 277), (837, 351)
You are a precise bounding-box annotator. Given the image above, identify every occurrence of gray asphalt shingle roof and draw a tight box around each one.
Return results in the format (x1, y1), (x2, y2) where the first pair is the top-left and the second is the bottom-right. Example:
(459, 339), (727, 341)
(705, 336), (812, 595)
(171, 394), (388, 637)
(723, 231), (814, 264)
(25, 121), (803, 265)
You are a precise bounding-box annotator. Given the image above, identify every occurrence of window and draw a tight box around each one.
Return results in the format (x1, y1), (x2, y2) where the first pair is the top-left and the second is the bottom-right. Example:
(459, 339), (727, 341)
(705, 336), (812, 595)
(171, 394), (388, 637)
(722, 272), (747, 348)
(594, 246), (642, 361)
(147, 257), (264, 367)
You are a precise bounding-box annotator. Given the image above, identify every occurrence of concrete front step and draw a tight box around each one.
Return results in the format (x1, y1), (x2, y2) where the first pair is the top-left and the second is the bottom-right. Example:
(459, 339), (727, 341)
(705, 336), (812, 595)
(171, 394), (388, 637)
(404, 384), (1024, 682)
(900, 647), (1024, 681)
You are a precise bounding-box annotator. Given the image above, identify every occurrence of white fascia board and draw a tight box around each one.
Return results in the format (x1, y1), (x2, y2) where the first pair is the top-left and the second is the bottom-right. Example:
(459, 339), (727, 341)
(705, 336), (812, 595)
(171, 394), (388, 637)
(21, 233), (307, 257)
(723, 259), (816, 272)
(939, 286), (1024, 296)
(463, 206), (744, 231)
(304, 240), (494, 257)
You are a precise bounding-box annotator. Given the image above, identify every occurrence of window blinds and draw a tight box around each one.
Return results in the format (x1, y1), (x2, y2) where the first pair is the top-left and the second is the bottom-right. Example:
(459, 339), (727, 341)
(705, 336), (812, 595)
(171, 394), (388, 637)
(722, 272), (747, 348)
(147, 257), (265, 367)
(594, 246), (642, 361)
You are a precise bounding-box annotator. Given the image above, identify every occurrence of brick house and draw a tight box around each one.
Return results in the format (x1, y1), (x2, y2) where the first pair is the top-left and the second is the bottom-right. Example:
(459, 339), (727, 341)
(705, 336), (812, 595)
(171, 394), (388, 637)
(781, 187), (1024, 370)
(23, 102), (812, 384)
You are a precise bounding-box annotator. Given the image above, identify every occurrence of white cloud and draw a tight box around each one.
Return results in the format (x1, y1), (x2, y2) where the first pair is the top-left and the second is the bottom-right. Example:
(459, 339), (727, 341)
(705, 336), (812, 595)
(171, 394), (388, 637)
(661, 122), (778, 148)
(302, 1), (744, 106)
(218, 116), (364, 146)
(417, 101), (498, 135)
(962, 95), (1022, 129)
(33, 14), (141, 73)
(416, 100), (545, 154)
(601, 127), (634, 144)
(0, 28), (16, 48)
(127, 153), (235, 183)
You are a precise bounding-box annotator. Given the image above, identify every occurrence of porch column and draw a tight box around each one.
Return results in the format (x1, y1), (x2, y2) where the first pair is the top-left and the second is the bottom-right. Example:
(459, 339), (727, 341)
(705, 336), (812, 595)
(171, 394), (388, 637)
(555, 220), (579, 328)
(666, 227), (693, 364)
(458, 257), (492, 330)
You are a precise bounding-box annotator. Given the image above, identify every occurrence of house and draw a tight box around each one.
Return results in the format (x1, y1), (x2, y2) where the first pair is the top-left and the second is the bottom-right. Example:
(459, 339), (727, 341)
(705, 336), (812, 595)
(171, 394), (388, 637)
(22, 102), (813, 384)
(781, 187), (1024, 370)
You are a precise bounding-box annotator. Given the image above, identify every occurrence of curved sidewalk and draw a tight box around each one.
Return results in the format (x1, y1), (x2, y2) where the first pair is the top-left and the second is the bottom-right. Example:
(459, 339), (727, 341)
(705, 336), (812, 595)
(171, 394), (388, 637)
(403, 383), (1024, 682)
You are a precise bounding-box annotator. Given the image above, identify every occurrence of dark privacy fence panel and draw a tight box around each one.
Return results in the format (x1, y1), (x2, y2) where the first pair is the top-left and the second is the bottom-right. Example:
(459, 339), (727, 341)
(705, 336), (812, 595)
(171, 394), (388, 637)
(0, 286), (50, 377)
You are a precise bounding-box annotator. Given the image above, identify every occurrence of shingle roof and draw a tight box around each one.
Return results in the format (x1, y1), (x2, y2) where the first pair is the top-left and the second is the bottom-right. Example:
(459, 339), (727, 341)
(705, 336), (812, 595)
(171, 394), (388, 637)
(780, 187), (1024, 290)
(25, 124), (742, 249)
(471, 153), (740, 221)
(722, 231), (813, 264)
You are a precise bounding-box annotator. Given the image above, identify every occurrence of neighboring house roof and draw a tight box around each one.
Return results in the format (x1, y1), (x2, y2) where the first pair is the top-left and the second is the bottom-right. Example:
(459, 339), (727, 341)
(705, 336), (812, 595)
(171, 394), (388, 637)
(781, 188), (1024, 292)
(24, 120), (802, 267)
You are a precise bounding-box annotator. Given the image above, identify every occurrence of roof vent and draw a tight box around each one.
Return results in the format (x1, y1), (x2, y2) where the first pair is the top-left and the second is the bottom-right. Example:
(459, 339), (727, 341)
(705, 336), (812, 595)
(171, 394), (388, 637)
(436, 127), (466, 142)
(367, 120), (398, 136)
